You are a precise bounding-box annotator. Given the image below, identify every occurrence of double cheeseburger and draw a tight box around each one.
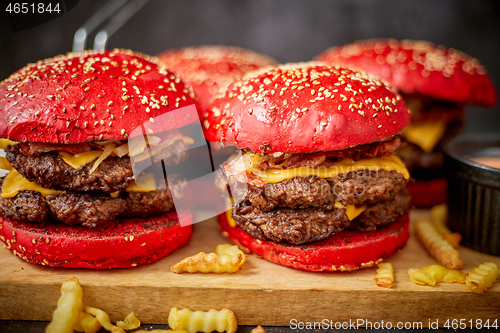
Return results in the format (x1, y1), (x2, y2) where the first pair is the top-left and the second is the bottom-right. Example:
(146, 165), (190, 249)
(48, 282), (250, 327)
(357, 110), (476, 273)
(0, 49), (199, 269)
(316, 39), (498, 207)
(206, 63), (412, 271)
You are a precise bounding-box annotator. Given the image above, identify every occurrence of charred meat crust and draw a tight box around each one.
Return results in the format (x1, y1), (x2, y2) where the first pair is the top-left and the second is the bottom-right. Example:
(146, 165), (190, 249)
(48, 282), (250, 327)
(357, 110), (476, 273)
(229, 169), (408, 209)
(232, 202), (350, 245)
(0, 179), (175, 227)
(5, 140), (189, 192)
(231, 189), (410, 245)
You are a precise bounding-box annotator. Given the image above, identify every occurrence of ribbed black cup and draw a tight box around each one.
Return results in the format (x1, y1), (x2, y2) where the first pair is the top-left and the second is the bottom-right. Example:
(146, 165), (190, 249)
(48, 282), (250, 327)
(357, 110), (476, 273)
(444, 133), (500, 256)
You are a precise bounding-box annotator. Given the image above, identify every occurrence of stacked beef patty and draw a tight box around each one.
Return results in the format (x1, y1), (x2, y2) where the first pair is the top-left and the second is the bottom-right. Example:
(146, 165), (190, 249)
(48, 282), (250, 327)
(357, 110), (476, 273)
(221, 137), (411, 245)
(0, 137), (188, 228)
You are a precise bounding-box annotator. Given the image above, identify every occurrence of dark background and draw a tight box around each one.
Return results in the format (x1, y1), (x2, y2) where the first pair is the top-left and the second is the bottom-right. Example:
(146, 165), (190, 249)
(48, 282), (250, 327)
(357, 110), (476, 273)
(1, 0), (499, 132)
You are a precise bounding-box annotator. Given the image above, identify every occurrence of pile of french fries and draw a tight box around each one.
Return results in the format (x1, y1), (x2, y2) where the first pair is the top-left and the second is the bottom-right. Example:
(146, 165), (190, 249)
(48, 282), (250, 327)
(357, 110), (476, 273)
(46, 219), (498, 332)
(372, 204), (499, 293)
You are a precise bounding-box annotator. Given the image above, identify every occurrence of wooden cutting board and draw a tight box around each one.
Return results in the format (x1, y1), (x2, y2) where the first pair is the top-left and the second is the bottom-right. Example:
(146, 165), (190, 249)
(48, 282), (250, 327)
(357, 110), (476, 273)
(0, 209), (499, 328)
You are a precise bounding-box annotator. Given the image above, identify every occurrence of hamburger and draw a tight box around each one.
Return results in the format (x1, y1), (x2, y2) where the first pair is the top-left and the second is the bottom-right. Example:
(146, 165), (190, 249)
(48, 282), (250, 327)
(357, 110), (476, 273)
(316, 39), (498, 207)
(206, 63), (412, 271)
(156, 45), (277, 114)
(0, 49), (199, 269)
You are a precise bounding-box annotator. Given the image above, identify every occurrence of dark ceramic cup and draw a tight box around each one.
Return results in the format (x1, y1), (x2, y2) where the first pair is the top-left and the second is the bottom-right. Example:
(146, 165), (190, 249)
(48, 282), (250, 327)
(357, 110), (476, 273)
(444, 133), (500, 256)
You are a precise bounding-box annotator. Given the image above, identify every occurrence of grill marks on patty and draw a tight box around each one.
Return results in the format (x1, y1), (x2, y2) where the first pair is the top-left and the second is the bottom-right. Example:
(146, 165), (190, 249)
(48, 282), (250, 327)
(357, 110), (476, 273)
(5, 141), (189, 192)
(0, 179), (175, 227)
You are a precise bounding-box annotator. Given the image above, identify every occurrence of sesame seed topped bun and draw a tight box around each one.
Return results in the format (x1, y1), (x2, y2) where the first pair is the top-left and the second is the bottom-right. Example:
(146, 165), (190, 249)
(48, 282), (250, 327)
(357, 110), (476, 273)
(205, 62), (410, 153)
(0, 49), (199, 269)
(213, 63), (412, 271)
(0, 49), (198, 143)
(317, 39), (498, 208)
(316, 39), (497, 107)
(157, 45), (277, 113)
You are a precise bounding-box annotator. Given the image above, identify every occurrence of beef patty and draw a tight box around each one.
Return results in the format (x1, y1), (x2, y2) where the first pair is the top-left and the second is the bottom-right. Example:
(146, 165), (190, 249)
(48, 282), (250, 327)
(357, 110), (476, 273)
(5, 140), (189, 192)
(232, 189), (410, 245)
(0, 179), (175, 228)
(229, 169), (407, 209)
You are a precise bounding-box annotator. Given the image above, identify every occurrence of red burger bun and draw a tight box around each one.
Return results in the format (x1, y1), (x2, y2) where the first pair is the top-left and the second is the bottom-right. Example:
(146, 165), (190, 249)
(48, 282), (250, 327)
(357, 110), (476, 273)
(0, 49), (199, 144)
(205, 63), (410, 153)
(316, 39), (497, 107)
(406, 178), (447, 208)
(218, 212), (409, 272)
(0, 49), (199, 268)
(157, 45), (277, 113)
(0, 210), (192, 269)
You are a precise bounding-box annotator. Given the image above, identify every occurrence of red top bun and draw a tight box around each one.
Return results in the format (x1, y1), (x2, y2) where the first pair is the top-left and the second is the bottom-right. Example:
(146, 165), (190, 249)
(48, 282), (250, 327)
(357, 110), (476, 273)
(205, 62), (410, 154)
(316, 39), (498, 107)
(0, 49), (199, 144)
(157, 45), (277, 112)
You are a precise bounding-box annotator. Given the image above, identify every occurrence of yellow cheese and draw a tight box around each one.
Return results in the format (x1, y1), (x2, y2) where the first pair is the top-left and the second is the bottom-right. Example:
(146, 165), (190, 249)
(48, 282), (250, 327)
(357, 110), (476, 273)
(0, 139), (17, 149)
(1, 170), (65, 198)
(58, 150), (103, 169)
(225, 199), (237, 227)
(255, 155), (409, 184)
(0, 156), (12, 170)
(125, 173), (156, 192)
(402, 121), (446, 153)
(335, 201), (366, 221)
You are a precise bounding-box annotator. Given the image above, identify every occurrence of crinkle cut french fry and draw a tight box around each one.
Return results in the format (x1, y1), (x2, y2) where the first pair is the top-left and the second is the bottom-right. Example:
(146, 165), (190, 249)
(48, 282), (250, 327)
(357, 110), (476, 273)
(171, 244), (246, 274)
(168, 307), (238, 333)
(374, 262), (394, 288)
(116, 312), (141, 330)
(134, 330), (189, 333)
(46, 276), (83, 333)
(85, 306), (125, 333)
(414, 218), (463, 269)
(408, 265), (466, 286)
(74, 312), (102, 333)
(251, 325), (267, 333)
(430, 204), (461, 248)
(466, 262), (499, 293)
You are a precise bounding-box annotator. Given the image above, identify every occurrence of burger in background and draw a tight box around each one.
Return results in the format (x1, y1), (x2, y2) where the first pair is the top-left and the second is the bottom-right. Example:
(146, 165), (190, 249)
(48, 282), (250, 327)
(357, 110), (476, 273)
(156, 45), (277, 114)
(157, 45), (277, 208)
(0, 49), (199, 269)
(207, 63), (412, 271)
(316, 39), (498, 208)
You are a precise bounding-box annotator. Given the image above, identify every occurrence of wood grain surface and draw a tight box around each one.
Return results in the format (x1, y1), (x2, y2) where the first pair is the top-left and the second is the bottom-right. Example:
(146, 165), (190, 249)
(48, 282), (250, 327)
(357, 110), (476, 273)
(0, 210), (499, 327)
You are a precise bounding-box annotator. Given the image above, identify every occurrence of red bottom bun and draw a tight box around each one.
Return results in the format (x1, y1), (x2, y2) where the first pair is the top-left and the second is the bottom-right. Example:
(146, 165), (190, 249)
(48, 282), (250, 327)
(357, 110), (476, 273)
(0, 210), (193, 269)
(218, 213), (409, 272)
(407, 178), (447, 208)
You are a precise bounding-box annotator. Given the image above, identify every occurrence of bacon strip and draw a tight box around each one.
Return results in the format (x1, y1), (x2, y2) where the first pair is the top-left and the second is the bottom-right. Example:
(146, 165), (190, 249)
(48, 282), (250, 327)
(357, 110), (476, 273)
(20, 142), (92, 155)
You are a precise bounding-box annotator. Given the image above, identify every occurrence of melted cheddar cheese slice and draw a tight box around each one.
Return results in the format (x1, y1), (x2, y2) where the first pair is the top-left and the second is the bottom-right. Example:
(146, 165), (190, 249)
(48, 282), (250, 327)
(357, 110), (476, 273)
(254, 155), (409, 184)
(125, 173), (156, 192)
(1, 170), (65, 198)
(58, 151), (103, 169)
(402, 121), (446, 153)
